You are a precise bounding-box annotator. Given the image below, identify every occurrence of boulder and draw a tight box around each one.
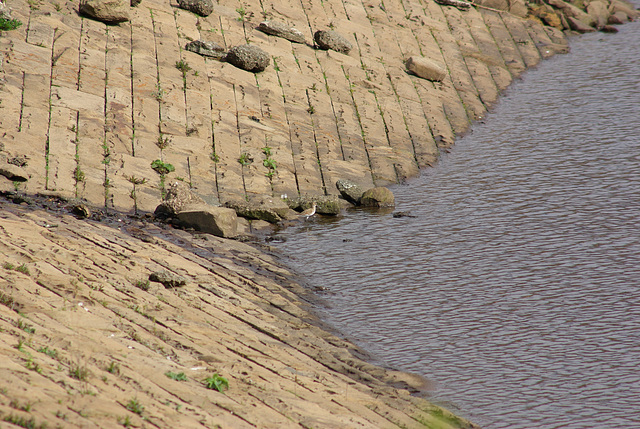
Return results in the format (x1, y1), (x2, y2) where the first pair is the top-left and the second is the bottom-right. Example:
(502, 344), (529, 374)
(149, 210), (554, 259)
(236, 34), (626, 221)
(257, 21), (306, 44)
(568, 16), (596, 32)
(0, 163), (28, 182)
(360, 187), (395, 208)
(226, 45), (270, 73)
(587, 1), (610, 29)
(314, 30), (353, 54)
(508, 0), (528, 18)
(177, 0), (213, 17)
(547, 0), (594, 26)
(406, 56), (447, 82)
(176, 204), (238, 238)
(225, 195), (290, 223)
(154, 181), (206, 218)
(286, 195), (341, 215)
(336, 179), (364, 205)
(531, 5), (564, 29)
(185, 40), (226, 58)
(609, 0), (639, 20)
(149, 270), (187, 288)
(600, 24), (619, 32)
(608, 11), (628, 24)
(79, 0), (130, 23)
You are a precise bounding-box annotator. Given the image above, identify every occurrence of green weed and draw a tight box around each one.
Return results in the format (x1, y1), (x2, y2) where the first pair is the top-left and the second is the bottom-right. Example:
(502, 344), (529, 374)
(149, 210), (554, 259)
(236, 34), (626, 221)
(165, 371), (188, 381)
(238, 153), (252, 166)
(126, 397), (144, 415)
(0, 18), (23, 31)
(204, 374), (229, 392)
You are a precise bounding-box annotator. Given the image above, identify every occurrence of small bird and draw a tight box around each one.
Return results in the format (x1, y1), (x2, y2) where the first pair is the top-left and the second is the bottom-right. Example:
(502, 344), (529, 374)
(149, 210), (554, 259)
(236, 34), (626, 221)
(299, 203), (317, 220)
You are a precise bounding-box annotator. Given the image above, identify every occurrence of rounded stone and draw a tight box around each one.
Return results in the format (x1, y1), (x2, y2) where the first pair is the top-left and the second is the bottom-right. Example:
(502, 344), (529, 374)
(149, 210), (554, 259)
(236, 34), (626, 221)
(314, 30), (353, 54)
(226, 45), (271, 73)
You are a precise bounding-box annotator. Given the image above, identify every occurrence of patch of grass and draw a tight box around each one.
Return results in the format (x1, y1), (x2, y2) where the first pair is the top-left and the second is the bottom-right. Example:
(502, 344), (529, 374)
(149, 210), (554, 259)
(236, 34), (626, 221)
(175, 60), (191, 74)
(16, 318), (35, 334)
(151, 85), (165, 101)
(307, 105), (315, 114)
(210, 152), (220, 163)
(25, 357), (42, 373)
(261, 146), (272, 157)
(3, 262), (15, 270)
(74, 165), (85, 183)
(2, 414), (47, 429)
(0, 18), (23, 31)
(238, 153), (252, 166)
(126, 398), (144, 415)
(156, 135), (170, 150)
(69, 362), (89, 381)
(14, 338), (25, 351)
(151, 159), (175, 175)
(38, 346), (58, 359)
(165, 371), (187, 381)
(107, 361), (120, 375)
(16, 264), (30, 276)
(10, 399), (33, 412)
(204, 374), (229, 392)
(236, 7), (246, 21)
(134, 279), (150, 291)
(263, 158), (277, 170)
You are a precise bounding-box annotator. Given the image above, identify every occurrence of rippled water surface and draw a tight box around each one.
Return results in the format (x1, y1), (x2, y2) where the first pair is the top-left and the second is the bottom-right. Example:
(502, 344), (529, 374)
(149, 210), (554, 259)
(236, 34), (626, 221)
(274, 20), (640, 429)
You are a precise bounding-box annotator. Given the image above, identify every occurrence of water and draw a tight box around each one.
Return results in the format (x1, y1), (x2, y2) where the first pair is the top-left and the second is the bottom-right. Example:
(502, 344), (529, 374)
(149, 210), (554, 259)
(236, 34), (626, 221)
(273, 19), (640, 429)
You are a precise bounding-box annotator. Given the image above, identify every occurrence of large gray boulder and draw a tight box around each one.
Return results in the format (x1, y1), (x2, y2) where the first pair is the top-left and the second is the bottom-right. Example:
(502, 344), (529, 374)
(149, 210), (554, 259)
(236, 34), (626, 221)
(286, 195), (341, 215)
(587, 1), (610, 29)
(79, 0), (130, 23)
(154, 181), (206, 218)
(176, 204), (238, 238)
(406, 56), (447, 82)
(360, 187), (395, 208)
(226, 45), (270, 73)
(177, 0), (213, 16)
(257, 21), (306, 44)
(225, 195), (290, 223)
(314, 30), (352, 54)
(336, 179), (364, 205)
(185, 40), (226, 58)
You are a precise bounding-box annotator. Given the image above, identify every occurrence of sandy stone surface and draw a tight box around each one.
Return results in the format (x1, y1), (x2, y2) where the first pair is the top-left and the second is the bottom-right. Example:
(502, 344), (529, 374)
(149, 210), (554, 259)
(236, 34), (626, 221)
(0, 0), (571, 211)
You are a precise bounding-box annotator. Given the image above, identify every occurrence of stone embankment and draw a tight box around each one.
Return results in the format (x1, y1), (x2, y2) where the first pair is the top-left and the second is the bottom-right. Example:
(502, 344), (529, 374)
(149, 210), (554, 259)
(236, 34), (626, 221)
(0, 0), (637, 427)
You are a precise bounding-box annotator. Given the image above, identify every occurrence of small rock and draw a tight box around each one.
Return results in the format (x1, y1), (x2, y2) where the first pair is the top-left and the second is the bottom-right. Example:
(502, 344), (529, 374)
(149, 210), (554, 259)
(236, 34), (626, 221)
(130, 0), (141, 6)
(79, 0), (130, 23)
(226, 44), (270, 73)
(600, 25), (619, 32)
(176, 204), (238, 238)
(335, 179), (364, 205)
(257, 21), (306, 44)
(71, 204), (91, 219)
(392, 211), (416, 218)
(567, 16), (596, 32)
(360, 187), (395, 208)
(149, 270), (187, 288)
(185, 40), (226, 58)
(406, 56), (447, 82)
(225, 195), (289, 223)
(177, 0), (213, 17)
(314, 30), (353, 54)
(154, 181), (206, 218)
(0, 163), (28, 182)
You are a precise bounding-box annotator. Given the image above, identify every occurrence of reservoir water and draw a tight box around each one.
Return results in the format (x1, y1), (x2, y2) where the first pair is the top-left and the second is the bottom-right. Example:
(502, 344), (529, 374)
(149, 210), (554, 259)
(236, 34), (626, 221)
(273, 18), (640, 429)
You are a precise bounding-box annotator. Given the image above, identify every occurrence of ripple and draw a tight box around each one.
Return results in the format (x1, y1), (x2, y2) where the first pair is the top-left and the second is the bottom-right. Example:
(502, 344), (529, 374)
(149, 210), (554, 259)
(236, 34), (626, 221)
(275, 18), (640, 429)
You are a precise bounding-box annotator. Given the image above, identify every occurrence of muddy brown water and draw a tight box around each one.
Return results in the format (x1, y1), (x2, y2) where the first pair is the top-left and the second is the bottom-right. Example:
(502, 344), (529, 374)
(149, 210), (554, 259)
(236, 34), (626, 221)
(273, 18), (640, 429)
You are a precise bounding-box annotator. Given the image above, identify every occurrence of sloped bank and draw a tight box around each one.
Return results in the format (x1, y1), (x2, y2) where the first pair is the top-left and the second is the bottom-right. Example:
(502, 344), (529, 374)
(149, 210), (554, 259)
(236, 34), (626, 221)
(0, 196), (477, 428)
